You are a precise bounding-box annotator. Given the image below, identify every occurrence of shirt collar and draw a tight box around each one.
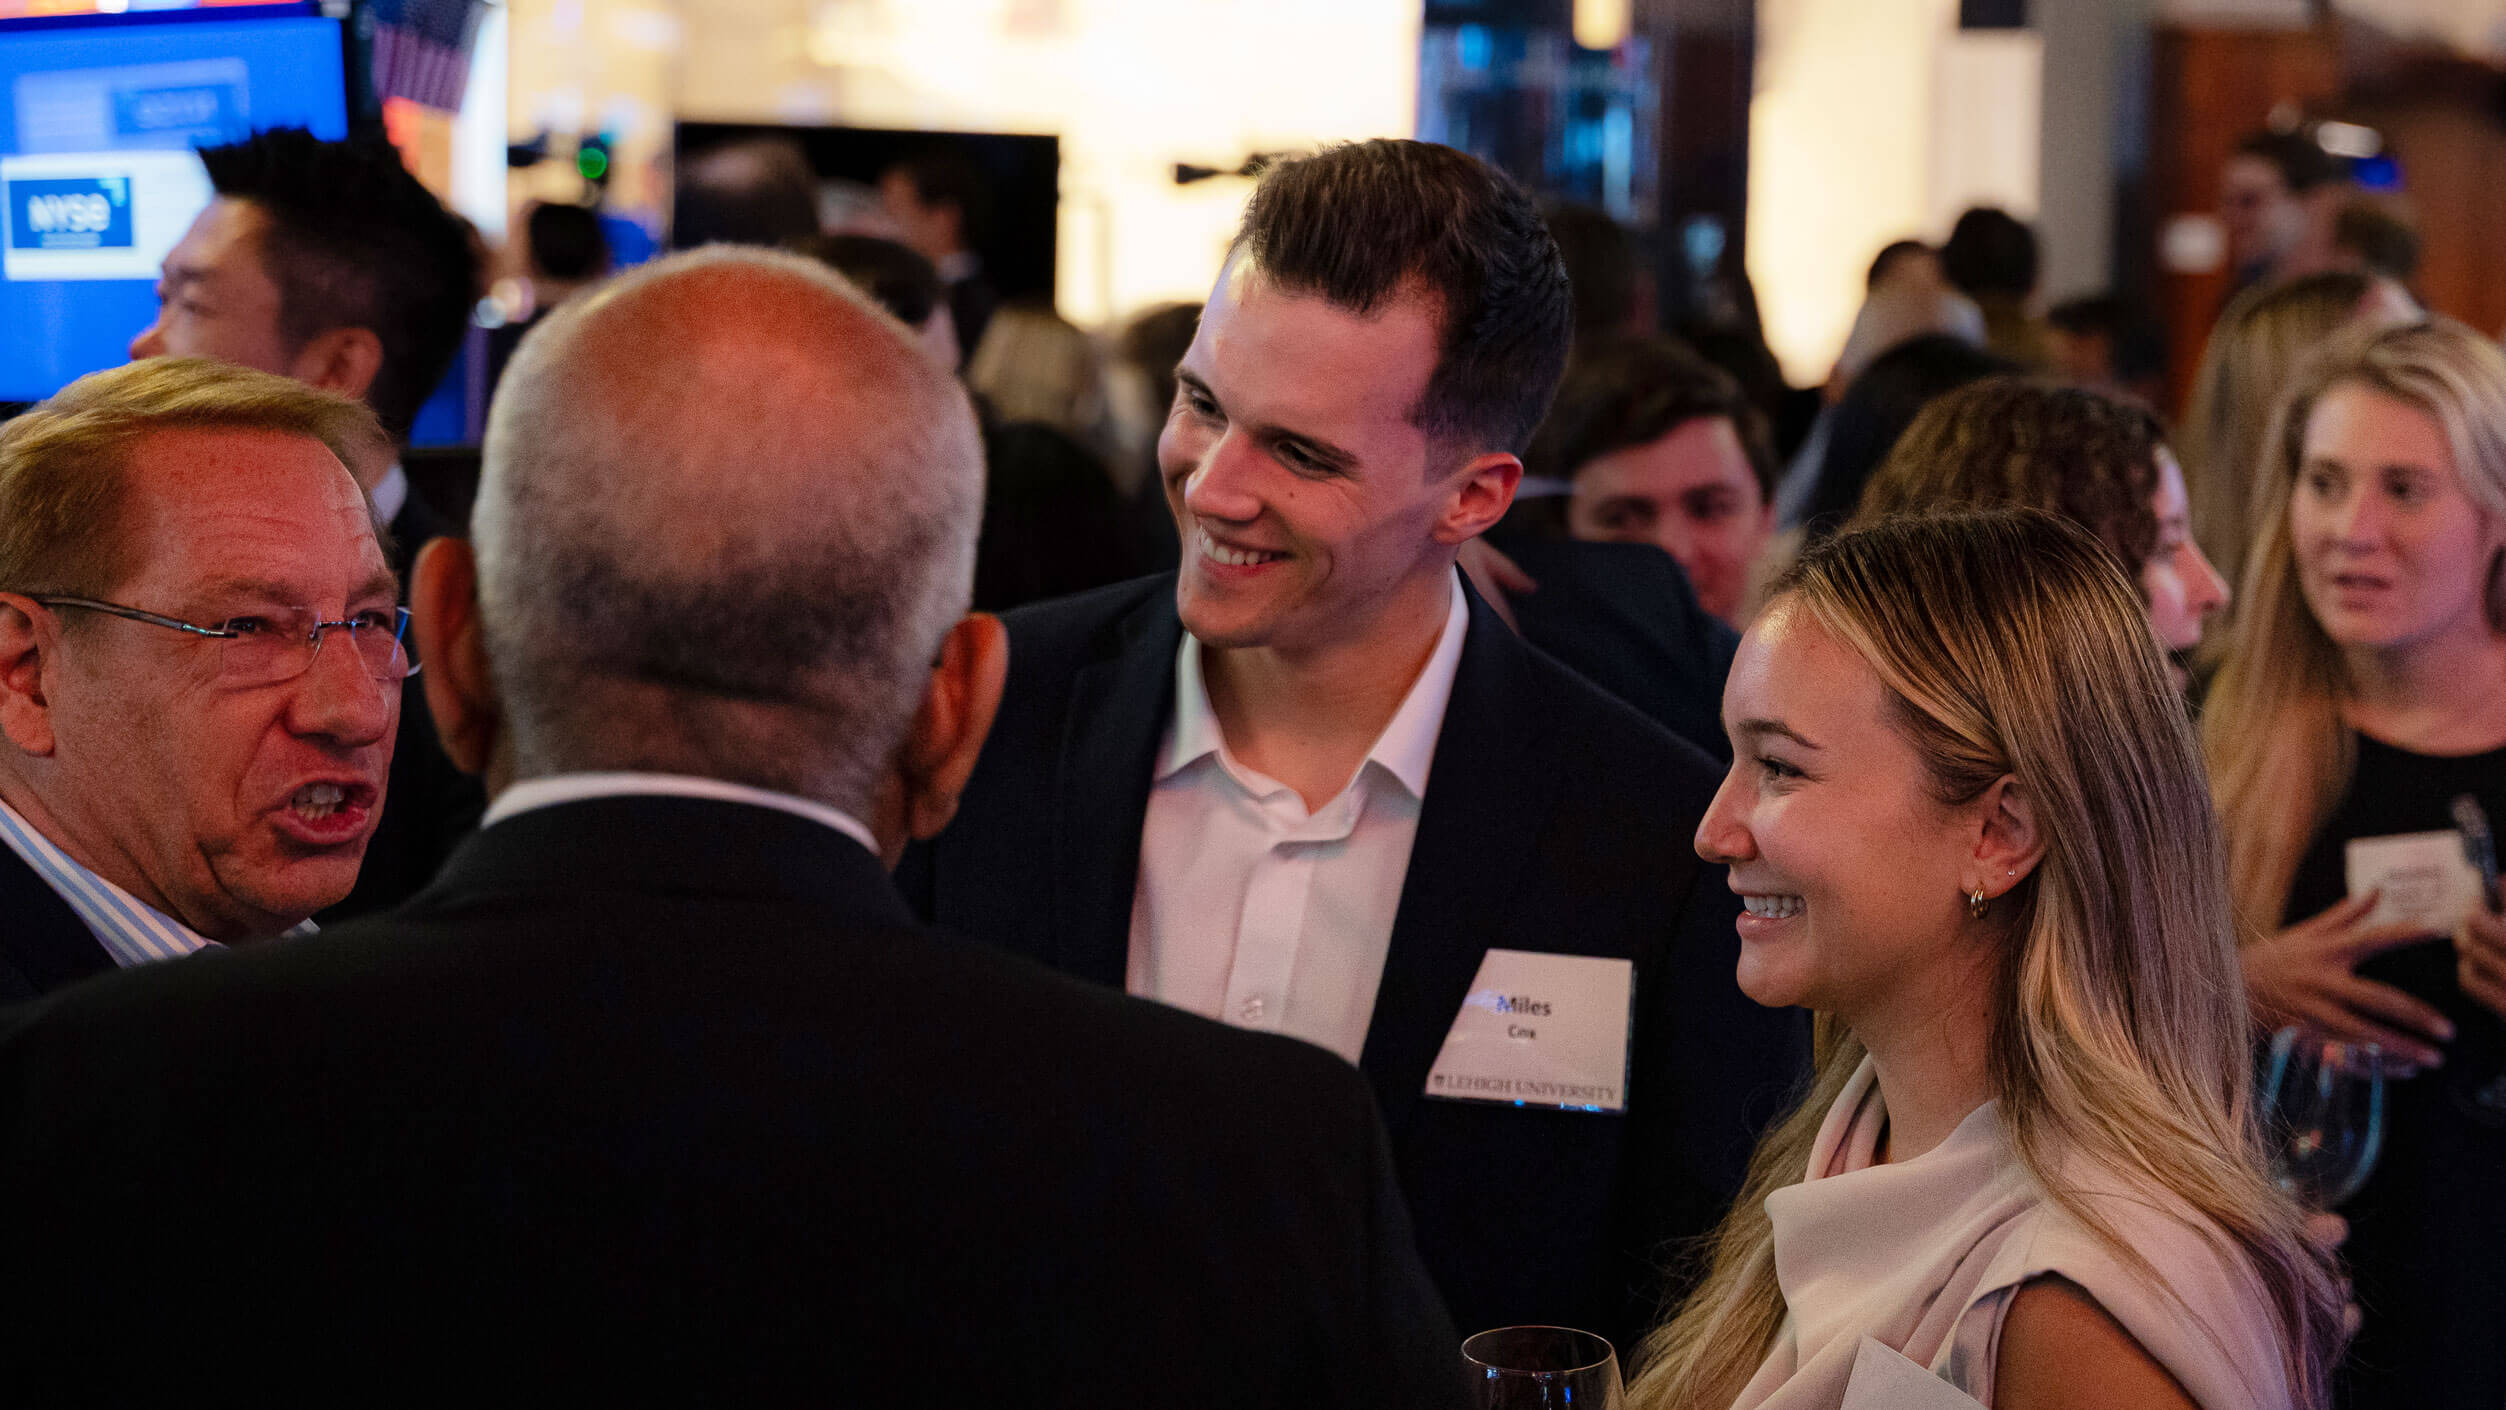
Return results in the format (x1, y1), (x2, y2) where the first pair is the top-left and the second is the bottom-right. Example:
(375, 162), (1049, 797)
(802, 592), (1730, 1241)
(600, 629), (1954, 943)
(1158, 572), (1470, 800)
(482, 772), (882, 857)
(370, 461), (410, 526)
(0, 792), (221, 967)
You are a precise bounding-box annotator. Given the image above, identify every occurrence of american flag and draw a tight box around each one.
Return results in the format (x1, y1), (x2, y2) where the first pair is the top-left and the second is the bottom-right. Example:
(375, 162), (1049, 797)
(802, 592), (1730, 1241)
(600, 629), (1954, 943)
(366, 0), (490, 114)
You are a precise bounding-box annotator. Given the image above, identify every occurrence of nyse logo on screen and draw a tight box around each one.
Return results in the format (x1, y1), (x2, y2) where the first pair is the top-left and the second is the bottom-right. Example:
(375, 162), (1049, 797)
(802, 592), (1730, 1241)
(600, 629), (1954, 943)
(9, 178), (134, 253)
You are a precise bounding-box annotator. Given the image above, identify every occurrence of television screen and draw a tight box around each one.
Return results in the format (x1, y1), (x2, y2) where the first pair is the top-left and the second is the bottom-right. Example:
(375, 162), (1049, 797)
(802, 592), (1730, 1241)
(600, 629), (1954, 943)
(673, 122), (1060, 307)
(0, 14), (348, 402)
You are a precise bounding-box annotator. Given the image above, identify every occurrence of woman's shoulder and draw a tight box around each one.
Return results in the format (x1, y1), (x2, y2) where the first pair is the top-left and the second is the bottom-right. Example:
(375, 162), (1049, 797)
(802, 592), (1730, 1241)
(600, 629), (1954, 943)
(1966, 1186), (2291, 1410)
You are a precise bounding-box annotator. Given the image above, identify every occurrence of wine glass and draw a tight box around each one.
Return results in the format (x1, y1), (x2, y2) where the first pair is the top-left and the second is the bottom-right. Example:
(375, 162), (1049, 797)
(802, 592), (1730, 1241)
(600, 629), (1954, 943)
(1461, 1325), (1625, 1409)
(2260, 1026), (2387, 1208)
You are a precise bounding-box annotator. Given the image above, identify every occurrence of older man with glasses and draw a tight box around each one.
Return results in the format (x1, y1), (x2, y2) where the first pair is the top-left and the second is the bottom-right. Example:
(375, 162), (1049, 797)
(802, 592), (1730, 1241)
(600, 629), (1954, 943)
(0, 357), (401, 997)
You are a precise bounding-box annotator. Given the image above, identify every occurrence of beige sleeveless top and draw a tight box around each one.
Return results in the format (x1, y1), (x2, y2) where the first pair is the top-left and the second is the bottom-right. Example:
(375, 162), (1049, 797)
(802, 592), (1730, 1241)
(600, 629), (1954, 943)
(1727, 1057), (2292, 1410)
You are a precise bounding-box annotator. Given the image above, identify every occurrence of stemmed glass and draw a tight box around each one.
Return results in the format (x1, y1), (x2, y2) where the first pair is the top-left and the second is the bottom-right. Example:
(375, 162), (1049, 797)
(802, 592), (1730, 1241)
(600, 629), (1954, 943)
(2259, 1026), (2387, 1208)
(1462, 1326), (1625, 1409)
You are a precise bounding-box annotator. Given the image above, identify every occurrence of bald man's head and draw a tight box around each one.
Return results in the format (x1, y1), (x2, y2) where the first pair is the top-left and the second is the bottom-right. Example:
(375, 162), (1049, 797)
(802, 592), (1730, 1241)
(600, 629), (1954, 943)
(472, 246), (983, 810)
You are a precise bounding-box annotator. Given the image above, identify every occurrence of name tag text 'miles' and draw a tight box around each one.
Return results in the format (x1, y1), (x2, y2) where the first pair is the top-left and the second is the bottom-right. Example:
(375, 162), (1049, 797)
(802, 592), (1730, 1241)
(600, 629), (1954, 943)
(1424, 949), (1634, 1114)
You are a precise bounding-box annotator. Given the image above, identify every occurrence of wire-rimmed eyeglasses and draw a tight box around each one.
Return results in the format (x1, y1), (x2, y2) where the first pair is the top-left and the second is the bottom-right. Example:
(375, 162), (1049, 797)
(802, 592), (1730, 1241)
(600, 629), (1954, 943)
(27, 596), (417, 687)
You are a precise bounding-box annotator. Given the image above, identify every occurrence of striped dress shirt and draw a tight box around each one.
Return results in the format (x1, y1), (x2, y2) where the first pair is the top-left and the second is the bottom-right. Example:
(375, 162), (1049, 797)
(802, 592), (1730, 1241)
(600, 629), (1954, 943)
(0, 794), (220, 968)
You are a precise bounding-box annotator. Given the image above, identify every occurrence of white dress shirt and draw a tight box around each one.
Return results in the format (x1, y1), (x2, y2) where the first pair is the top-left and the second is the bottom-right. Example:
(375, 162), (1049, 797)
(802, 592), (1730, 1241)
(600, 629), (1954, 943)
(1126, 576), (1469, 1064)
(0, 794), (219, 967)
(482, 771), (880, 856)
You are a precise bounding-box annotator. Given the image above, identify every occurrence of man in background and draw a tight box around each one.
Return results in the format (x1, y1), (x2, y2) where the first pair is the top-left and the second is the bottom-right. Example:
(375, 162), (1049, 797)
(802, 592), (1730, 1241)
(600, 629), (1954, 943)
(792, 231), (960, 369)
(0, 249), (1464, 1406)
(2220, 128), (2350, 293)
(0, 359), (398, 996)
(907, 139), (1803, 1348)
(128, 125), (483, 919)
(880, 146), (997, 363)
(673, 136), (820, 250)
(1940, 206), (2048, 370)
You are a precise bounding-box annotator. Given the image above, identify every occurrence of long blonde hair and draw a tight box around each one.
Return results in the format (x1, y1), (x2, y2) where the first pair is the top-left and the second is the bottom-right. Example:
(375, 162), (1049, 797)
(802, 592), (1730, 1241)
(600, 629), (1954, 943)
(1628, 510), (2346, 1410)
(2182, 272), (2373, 596)
(2204, 318), (2506, 936)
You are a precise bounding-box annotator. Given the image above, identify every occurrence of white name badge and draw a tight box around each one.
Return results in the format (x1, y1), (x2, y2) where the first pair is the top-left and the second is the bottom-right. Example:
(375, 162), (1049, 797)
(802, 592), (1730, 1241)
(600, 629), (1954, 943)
(1424, 948), (1633, 1113)
(2345, 830), (2484, 937)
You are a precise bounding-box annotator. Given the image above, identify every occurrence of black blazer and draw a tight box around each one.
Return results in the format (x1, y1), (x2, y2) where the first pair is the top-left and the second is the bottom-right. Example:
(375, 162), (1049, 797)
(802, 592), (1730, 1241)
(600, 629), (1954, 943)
(0, 796), (1464, 1407)
(905, 572), (1808, 1349)
(320, 488), (487, 922)
(1488, 533), (1740, 762)
(0, 842), (113, 1002)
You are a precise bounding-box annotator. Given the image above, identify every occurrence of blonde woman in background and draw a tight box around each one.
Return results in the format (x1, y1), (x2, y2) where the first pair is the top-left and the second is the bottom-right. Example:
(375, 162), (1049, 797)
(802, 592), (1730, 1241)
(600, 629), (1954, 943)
(2181, 272), (2417, 597)
(964, 301), (1108, 446)
(2204, 318), (2506, 1410)
(1628, 510), (2345, 1410)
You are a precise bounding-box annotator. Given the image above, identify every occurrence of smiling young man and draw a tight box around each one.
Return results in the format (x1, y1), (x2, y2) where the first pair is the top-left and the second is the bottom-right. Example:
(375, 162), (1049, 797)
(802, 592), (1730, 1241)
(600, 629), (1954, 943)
(0, 358), (400, 996)
(906, 139), (1806, 1346)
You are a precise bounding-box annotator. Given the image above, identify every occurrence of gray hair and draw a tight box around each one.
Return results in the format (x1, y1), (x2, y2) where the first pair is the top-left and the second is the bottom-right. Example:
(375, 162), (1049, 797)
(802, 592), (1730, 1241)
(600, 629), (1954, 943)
(474, 245), (983, 812)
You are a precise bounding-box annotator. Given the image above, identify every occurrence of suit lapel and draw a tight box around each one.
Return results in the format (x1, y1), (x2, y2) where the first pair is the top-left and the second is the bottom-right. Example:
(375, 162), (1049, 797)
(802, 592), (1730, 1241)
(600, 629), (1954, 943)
(1358, 579), (1564, 1137)
(1050, 582), (1183, 985)
(0, 843), (118, 999)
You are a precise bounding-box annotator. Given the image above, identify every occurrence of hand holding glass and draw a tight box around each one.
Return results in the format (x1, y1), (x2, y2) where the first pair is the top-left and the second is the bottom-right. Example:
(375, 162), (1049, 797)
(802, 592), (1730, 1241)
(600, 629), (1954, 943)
(2260, 1026), (2386, 1208)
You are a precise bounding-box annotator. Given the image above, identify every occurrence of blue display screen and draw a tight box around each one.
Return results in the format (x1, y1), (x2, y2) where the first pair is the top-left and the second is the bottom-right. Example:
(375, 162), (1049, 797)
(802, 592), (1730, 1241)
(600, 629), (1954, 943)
(0, 16), (347, 402)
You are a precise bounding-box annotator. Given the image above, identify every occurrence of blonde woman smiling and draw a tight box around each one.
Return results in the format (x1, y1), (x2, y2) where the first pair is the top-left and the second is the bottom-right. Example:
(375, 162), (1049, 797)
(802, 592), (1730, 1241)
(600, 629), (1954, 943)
(1631, 511), (2345, 1410)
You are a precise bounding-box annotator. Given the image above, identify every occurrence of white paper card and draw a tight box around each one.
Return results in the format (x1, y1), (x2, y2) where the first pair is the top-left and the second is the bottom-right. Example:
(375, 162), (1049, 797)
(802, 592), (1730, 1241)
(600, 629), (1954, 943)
(1424, 948), (1632, 1113)
(1843, 1338), (1986, 1410)
(2344, 830), (2484, 937)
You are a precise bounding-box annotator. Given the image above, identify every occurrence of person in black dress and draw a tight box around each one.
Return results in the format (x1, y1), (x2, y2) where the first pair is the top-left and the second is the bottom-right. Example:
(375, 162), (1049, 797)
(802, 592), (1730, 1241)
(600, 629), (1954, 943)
(2205, 318), (2506, 1409)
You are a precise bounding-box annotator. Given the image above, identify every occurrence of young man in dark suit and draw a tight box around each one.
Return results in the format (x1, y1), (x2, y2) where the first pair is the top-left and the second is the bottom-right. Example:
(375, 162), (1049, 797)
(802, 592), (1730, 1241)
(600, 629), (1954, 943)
(0, 249), (1464, 1407)
(905, 140), (1806, 1350)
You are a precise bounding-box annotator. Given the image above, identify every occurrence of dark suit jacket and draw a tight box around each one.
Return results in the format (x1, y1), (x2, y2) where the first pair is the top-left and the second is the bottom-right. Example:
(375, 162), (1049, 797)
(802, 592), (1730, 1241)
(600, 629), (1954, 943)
(1489, 533), (1740, 762)
(0, 796), (1464, 1407)
(320, 487), (487, 922)
(0, 842), (112, 1002)
(904, 572), (1808, 1349)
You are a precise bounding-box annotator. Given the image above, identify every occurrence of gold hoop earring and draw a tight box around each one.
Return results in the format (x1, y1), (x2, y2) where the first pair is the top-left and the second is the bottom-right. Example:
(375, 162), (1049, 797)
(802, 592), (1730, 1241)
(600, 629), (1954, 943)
(1968, 887), (1989, 920)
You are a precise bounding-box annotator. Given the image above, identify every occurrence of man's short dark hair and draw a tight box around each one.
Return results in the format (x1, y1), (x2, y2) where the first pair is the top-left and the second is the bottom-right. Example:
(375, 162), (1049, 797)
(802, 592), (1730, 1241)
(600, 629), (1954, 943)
(1867, 238), (1932, 289)
(525, 202), (610, 283)
(674, 138), (821, 251)
(2234, 129), (2348, 193)
(2333, 201), (2419, 283)
(199, 127), (479, 443)
(883, 146), (993, 249)
(2047, 293), (2167, 386)
(790, 234), (942, 328)
(1233, 139), (1572, 455)
(1526, 335), (1777, 503)
(1939, 207), (2037, 300)
(1543, 201), (1642, 351)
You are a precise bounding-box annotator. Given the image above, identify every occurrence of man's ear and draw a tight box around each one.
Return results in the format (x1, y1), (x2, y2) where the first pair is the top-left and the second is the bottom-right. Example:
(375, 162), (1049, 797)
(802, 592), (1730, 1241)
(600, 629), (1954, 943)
(1434, 450), (1524, 546)
(1968, 774), (2046, 906)
(412, 538), (499, 776)
(290, 325), (385, 406)
(893, 614), (1009, 850)
(0, 594), (58, 758)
